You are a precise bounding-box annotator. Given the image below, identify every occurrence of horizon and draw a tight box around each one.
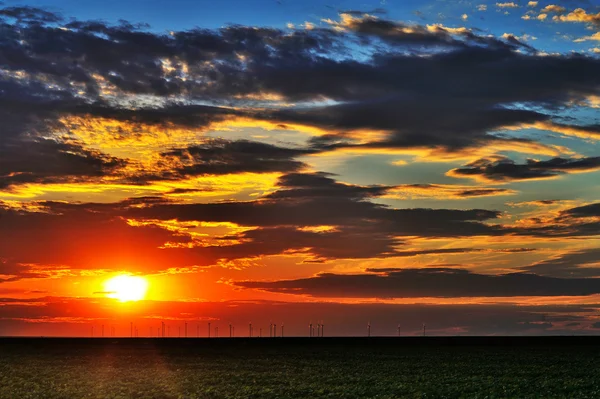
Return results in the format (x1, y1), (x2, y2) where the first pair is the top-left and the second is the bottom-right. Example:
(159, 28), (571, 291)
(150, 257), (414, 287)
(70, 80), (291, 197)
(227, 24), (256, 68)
(1, 0), (600, 337)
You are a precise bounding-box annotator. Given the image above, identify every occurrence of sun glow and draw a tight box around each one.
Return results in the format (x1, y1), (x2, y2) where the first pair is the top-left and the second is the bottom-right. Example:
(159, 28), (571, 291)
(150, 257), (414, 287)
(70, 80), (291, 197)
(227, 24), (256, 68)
(104, 275), (149, 302)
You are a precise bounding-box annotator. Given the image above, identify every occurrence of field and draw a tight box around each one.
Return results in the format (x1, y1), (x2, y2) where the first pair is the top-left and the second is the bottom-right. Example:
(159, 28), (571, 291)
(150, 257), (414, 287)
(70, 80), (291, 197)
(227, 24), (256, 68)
(1, 337), (600, 398)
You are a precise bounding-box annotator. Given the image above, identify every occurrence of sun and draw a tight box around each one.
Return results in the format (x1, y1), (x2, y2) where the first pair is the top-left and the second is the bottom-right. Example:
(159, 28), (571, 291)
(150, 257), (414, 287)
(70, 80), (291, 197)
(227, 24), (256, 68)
(104, 275), (149, 302)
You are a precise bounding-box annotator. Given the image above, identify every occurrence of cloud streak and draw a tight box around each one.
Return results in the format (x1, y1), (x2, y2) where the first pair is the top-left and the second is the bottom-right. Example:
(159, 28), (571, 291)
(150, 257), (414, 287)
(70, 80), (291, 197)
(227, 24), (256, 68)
(448, 156), (600, 182)
(235, 268), (600, 298)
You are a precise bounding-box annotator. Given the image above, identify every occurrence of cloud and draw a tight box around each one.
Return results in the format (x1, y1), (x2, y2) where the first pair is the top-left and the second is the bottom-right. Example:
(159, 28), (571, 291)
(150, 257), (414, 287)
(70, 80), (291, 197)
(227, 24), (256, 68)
(541, 5), (566, 13)
(321, 13), (517, 49)
(0, 135), (313, 190)
(0, 6), (599, 277)
(0, 262), (50, 283)
(448, 156), (600, 182)
(477, 5), (488, 11)
(384, 184), (517, 199)
(507, 200), (600, 238)
(121, 173), (503, 237)
(502, 33), (537, 42)
(523, 249), (600, 278)
(339, 9), (388, 16)
(263, 172), (390, 200)
(574, 32), (600, 42)
(3, 6), (600, 166)
(528, 1), (538, 7)
(496, 2), (520, 8)
(553, 8), (600, 24)
(234, 268), (600, 298)
(0, 139), (127, 190)
(133, 139), (313, 183)
(529, 121), (600, 140)
(0, 172), (509, 269)
(4, 167), (597, 272)
(560, 202), (600, 218)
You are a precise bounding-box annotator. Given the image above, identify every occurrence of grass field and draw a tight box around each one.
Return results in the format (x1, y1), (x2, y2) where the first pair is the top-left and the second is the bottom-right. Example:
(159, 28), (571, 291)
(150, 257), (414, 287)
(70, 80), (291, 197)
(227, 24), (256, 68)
(1, 337), (600, 398)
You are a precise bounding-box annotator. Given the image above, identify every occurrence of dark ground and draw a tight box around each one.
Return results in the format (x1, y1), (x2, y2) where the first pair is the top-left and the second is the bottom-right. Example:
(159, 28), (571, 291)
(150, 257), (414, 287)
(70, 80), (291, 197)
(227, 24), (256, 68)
(1, 337), (600, 398)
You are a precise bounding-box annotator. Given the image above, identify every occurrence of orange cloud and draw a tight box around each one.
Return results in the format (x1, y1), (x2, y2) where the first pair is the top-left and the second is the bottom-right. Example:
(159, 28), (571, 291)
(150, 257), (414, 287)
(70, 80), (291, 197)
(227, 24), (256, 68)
(553, 8), (600, 24)
(384, 184), (517, 200)
(528, 121), (600, 140)
(541, 5), (566, 13)
(574, 32), (600, 42)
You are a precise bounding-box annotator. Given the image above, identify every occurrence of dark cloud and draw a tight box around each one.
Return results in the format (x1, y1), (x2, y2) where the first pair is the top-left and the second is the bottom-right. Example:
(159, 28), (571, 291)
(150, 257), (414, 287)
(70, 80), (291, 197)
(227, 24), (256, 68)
(0, 261), (49, 283)
(0, 136), (314, 189)
(264, 87), (551, 153)
(1, 6), (600, 162)
(205, 226), (400, 261)
(448, 156), (600, 182)
(123, 172), (502, 239)
(339, 9), (388, 16)
(155, 139), (312, 178)
(0, 139), (127, 189)
(0, 7), (598, 277)
(251, 47), (600, 153)
(507, 201), (600, 238)
(455, 188), (513, 197)
(523, 249), (600, 278)
(0, 6), (62, 24)
(327, 13), (534, 51)
(264, 172), (390, 200)
(0, 172), (506, 269)
(561, 202), (600, 218)
(235, 268), (600, 298)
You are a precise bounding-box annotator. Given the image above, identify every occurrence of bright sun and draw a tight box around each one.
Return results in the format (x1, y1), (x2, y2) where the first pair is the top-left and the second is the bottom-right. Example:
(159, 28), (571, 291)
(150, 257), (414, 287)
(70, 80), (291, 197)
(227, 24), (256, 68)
(104, 275), (149, 302)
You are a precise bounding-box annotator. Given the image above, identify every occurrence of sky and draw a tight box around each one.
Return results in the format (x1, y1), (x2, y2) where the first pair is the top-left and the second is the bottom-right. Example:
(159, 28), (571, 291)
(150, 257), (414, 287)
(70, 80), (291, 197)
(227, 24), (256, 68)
(1, 0), (600, 337)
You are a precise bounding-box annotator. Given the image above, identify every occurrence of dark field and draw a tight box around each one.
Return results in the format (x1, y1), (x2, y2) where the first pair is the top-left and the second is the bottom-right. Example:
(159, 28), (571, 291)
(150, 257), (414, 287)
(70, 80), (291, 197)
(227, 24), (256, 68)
(1, 337), (600, 398)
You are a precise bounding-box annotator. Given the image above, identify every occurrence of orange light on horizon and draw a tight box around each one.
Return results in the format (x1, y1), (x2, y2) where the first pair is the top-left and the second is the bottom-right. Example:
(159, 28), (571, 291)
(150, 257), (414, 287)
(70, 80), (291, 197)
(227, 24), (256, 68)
(104, 275), (149, 302)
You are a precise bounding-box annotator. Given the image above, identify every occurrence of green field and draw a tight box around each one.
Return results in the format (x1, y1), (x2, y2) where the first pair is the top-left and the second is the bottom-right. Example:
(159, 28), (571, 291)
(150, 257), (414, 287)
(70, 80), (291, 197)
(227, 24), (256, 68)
(1, 337), (600, 398)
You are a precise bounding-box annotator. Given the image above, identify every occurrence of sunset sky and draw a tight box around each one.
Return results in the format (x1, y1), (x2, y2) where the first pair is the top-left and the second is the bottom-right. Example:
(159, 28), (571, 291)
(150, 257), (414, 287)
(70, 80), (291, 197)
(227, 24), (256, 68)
(1, 0), (600, 337)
